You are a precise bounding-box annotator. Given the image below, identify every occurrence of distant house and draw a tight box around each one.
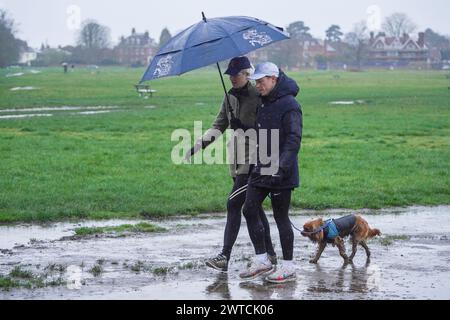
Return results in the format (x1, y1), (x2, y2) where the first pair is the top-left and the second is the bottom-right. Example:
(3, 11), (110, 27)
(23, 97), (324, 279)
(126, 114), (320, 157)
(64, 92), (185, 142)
(19, 47), (37, 66)
(115, 28), (157, 67)
(302, 38), (327, 67)
(368, 32), (428, 67)
(16, 40), (37, 66)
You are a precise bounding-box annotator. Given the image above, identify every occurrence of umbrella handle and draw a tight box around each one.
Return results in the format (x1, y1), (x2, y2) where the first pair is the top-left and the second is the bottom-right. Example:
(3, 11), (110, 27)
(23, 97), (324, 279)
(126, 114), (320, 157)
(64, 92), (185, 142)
(216, 63), (236, 120)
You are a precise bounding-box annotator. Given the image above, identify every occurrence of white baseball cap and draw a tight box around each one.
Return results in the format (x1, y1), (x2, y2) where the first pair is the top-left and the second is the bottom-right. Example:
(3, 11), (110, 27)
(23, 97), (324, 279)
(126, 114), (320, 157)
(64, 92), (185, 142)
(248, 62), (279, 80)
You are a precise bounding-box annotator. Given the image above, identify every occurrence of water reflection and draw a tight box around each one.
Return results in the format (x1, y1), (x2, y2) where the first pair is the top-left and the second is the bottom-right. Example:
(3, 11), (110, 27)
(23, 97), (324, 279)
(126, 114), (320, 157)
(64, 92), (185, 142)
(205, 273), (231, 299)
(307, 259), (379, 295)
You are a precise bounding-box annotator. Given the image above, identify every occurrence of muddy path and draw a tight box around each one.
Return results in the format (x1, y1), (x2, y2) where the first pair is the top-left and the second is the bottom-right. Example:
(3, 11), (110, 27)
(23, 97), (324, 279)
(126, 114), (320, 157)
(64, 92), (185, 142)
(0, 206), (449, 300)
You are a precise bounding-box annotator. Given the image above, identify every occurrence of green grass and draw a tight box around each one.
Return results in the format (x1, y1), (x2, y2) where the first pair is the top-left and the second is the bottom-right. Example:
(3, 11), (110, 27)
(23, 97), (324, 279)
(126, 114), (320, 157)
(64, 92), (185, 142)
(74, 222), (166, 236)
(379, 234), (411, 246)
(0, 266), (66, 291)
(89, 264), (103, 277)
(0, 67), (449, 222)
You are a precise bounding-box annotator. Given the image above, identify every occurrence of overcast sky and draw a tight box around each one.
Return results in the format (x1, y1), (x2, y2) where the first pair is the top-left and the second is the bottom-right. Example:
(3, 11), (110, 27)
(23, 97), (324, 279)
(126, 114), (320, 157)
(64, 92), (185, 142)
(1, 0), (449, 48)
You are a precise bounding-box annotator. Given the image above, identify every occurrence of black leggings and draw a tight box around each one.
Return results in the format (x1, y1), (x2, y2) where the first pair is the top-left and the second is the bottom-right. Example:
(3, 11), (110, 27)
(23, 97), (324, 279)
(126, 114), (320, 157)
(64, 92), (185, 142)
(222, 174), (275, 260)
(242, 186), (294, 260)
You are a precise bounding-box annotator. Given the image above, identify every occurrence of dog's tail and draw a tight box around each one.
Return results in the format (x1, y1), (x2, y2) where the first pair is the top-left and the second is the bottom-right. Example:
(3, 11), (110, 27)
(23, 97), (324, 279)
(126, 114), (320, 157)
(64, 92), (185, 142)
(368, 228), (381, 238)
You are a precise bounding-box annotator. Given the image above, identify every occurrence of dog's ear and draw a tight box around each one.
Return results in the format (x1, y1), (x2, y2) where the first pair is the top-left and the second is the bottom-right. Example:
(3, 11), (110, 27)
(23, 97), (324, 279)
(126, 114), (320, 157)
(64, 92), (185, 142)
(317, 231), (324, 242)
(304, 220), (315, 229)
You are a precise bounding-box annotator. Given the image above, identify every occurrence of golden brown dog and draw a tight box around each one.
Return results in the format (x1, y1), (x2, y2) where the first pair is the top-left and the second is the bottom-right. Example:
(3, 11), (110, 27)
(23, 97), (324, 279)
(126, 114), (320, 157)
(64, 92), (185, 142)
(301, 214), (381, 264)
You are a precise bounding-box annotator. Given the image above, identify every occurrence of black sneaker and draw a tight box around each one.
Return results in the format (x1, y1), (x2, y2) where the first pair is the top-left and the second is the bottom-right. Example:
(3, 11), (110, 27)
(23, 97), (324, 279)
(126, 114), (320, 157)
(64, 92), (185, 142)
(206, 253), (228, 272)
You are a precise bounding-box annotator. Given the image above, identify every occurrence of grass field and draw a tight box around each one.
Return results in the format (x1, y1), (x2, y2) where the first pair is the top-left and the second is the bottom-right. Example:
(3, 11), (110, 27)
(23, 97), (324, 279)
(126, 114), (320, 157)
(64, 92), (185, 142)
(0, 66), (449, 222)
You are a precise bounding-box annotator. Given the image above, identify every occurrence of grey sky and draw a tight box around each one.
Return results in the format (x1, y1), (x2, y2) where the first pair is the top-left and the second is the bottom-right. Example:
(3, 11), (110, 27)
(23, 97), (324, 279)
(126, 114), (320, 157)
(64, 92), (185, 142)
(1, 0), (449, 48)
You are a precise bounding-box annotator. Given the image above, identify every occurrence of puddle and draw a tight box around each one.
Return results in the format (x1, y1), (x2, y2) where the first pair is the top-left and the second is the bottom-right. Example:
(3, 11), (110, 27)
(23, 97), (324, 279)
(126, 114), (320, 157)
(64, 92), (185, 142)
(74, 110), (116, 115)
(0, 113), (53, 120)
(5, 73), (24, 78)
(329, 100), (366, 105)
(0, 106), (119, 113)
(10, 87), (39, 91)
(0, 106), (122, 121)
(0, 205), (449, 300)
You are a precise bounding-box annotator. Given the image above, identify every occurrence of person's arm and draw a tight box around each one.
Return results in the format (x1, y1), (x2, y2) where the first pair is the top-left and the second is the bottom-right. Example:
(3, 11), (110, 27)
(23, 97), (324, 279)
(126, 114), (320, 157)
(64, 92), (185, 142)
(201, 96), (229, 148)
(185, 97), (229, 160)
(278, 108), (303, 172)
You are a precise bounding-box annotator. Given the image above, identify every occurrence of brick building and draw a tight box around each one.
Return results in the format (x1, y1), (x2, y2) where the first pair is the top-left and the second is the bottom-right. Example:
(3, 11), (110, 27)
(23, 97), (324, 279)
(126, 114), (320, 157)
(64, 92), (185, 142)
(115, 28), (157, 67)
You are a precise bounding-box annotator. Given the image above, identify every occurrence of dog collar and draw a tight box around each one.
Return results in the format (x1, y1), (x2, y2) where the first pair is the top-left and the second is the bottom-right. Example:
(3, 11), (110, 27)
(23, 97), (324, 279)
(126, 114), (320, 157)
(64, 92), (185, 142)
(301, 220), (332, 236)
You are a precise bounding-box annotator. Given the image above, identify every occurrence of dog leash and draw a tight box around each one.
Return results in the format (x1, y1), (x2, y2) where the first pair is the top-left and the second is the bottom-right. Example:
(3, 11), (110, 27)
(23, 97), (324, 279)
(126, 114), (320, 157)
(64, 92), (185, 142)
(291, 219), (332, 236)
(290, 219), (303, 233)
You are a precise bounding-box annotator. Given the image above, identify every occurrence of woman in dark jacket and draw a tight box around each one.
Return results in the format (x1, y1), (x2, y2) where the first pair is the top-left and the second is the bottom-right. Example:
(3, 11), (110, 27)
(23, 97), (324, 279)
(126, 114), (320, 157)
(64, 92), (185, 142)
(239, 62), (302, 283)
(185, 57), (277, 273)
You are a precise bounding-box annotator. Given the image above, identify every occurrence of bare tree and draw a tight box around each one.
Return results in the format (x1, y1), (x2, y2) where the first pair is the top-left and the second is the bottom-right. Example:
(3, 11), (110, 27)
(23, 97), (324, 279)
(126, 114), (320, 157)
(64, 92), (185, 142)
(77, 20), (111, 49)
(382, 13), (417, 38)
(344, 21), (370, 69)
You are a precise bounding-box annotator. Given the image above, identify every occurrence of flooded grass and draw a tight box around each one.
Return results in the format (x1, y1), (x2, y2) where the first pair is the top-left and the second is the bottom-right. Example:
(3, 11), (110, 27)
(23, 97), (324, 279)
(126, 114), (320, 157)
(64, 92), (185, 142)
(0, 206), (449, 299)
(152, 266), (176, 276)
(74, 222), (166, 237)
(379, 234), (411, 246)
(10, 266), (34, 279)
(0, 266), (66, 291)
(130, 261), (145, 273)
(178, 261), (205, 270)
(89, 264), (103, 277)
(44, 263), (67, 273)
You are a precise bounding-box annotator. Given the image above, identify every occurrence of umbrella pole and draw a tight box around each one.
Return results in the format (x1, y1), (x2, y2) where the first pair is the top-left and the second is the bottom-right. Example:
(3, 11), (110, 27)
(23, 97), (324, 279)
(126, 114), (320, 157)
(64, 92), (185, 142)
(216, 62), (235, 120)
(217, 62), (238, 173)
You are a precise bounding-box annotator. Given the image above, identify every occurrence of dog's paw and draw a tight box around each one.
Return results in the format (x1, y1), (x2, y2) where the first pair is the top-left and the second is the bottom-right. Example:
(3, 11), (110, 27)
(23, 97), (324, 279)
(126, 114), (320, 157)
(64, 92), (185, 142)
(309, 259), (318, 264)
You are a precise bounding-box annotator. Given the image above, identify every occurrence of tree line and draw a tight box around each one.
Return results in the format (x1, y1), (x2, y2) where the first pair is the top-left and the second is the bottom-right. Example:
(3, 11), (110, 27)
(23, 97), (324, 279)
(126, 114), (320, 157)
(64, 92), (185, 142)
(1, 9), (449, 68)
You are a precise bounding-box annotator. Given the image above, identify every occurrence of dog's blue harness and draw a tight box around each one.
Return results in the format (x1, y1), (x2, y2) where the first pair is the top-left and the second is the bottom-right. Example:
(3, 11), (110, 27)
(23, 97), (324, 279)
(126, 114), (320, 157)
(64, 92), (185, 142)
(297, 215), (357, 242)
(323, 219), (339, 240)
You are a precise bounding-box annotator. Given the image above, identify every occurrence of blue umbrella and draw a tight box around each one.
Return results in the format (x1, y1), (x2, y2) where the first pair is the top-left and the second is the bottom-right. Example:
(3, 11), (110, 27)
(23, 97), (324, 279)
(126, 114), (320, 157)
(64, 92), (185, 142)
(140, 13), (289, 118)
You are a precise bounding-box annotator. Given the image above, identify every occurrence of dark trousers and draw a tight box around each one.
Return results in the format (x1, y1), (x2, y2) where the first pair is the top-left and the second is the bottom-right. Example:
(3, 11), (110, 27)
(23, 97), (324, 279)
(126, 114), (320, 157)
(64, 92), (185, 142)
(221, 175), (275, 260)
(242, 185), (294, 260)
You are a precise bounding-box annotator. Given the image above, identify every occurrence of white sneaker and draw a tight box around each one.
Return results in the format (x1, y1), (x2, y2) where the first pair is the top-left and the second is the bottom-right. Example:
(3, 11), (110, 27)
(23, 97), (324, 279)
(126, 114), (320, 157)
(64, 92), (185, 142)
(265, 262), (296, 283)
(239, 258), (274, 280)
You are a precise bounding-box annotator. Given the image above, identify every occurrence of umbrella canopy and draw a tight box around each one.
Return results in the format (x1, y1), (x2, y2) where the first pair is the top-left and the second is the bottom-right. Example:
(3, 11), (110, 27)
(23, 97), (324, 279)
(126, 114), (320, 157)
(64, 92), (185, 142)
(140, 14), (289, 82)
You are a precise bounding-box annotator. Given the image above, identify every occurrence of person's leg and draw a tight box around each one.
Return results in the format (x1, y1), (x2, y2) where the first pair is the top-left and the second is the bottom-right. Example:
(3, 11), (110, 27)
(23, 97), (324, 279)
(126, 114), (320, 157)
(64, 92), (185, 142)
(266, 189), (297, 283)
(239, 185), (274, 280)
(224, 177), (276, 261)
(222, 174), (249, 259)
(258, 205), (276, 259)
(206, 175), (248, 272)
(242, 185), (270, 255)
(270, 189), (294, 260)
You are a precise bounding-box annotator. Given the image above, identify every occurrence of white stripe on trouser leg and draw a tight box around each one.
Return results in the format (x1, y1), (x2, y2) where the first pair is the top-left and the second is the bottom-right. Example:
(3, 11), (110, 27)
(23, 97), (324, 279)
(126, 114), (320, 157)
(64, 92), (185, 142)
(229, 184), (248, 199)
(228, 187), (248, 201)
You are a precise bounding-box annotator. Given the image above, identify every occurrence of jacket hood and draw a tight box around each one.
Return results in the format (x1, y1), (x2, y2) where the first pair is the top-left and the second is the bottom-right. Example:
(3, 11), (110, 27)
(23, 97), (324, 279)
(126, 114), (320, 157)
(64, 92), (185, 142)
(263, 71), (300, 103)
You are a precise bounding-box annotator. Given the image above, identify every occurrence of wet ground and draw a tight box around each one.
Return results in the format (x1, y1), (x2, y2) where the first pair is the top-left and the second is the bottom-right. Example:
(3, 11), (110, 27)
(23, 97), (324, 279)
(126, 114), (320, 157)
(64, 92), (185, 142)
(0, 205), (449, 300)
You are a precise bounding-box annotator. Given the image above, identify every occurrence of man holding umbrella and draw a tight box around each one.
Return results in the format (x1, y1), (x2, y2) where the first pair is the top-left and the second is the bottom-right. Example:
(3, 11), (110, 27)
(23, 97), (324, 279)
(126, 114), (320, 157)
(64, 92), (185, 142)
(185, 56), (277, 272)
